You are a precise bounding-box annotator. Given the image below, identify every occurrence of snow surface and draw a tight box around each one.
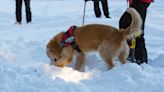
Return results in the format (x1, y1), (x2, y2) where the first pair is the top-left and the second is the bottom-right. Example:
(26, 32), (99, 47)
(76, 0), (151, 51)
(0, 0), (164, 92)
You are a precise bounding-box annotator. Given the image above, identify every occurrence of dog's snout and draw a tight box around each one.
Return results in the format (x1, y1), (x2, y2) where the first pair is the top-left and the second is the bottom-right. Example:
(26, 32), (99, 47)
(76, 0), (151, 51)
(50, 58), (57, 65)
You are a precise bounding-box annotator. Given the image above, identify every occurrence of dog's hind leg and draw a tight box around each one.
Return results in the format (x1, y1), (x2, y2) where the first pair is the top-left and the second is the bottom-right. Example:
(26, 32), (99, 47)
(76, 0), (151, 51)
(99, 49), (114, 70)
(105, 57), (114, 70)
(74, 52), (86, 71)
(118, 43), (129, 64)
(118, 51), (127, 64)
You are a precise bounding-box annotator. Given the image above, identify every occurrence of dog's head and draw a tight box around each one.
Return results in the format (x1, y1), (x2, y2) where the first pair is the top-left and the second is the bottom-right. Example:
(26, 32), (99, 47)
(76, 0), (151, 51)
(46, 32), (64, 66)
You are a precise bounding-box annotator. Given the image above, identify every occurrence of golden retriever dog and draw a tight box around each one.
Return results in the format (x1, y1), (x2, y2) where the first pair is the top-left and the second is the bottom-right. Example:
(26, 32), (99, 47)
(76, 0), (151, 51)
(46, 8), (142, 71)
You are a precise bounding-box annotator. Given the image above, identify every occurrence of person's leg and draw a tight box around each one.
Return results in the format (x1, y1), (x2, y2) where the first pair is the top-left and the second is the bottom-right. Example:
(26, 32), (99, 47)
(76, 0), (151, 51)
(16, 0), (22, 23)
(93, 0), (101, 17)
(131, 1), (150, 64)
(24, 0), (32, 23)
(135, 34), (148, 64)
(101, 0), (110, 18)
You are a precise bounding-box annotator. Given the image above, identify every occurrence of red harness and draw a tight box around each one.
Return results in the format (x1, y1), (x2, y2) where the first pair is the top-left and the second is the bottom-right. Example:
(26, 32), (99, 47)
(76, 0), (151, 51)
(61, 26), (81, 52)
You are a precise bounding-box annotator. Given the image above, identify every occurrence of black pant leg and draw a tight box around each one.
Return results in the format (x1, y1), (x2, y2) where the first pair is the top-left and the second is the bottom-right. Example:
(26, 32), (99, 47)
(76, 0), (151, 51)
(135, 34), (148, 63)
(24, 0), (32, 22)
(135, 7), (147, 62)
(101, 0), (109, 17)
(93, 0), (101, 17)
(135, 10), (148, 63)
(16, 0), (22, 22)
(131, 1), (150, 63)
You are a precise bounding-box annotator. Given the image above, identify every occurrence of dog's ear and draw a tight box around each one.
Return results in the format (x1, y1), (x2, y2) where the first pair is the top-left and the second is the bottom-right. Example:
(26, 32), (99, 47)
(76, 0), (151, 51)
(47, 32), (64, 55)
(52, 32), (64, 53)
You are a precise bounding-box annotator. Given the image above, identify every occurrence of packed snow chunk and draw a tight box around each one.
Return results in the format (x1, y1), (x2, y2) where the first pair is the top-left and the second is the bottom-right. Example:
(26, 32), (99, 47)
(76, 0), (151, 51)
(37, 63), (93, 83)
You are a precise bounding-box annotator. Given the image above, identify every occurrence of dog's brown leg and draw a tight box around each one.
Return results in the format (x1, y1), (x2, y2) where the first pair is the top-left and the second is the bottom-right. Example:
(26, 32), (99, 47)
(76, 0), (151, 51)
(105, 58), (114, 70)
(99, 50), (114, 70)
(118, 51), (127, 64)
(118, 43), (129, 64)
(74, 52), (86, 71)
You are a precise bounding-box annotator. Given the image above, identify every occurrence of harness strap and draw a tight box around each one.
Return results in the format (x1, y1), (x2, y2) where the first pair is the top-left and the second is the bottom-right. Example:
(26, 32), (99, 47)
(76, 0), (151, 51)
(71, 41), (81, 52)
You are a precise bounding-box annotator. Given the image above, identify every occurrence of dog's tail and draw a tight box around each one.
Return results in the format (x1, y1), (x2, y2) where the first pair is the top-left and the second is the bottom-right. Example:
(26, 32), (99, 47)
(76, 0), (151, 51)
(120, 8), (142, 38)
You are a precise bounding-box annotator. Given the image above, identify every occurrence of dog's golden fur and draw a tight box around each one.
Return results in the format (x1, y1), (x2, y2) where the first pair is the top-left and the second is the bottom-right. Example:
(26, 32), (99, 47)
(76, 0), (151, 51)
(46, 8), (142, 71)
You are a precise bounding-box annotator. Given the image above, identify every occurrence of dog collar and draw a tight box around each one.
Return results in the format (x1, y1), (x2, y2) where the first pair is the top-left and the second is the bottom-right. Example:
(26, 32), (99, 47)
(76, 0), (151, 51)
(61, 26), (81, 52)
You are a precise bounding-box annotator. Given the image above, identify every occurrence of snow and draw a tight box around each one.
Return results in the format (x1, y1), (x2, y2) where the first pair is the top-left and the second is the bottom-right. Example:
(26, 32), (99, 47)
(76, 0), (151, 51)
(0, 0), (164, 92)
